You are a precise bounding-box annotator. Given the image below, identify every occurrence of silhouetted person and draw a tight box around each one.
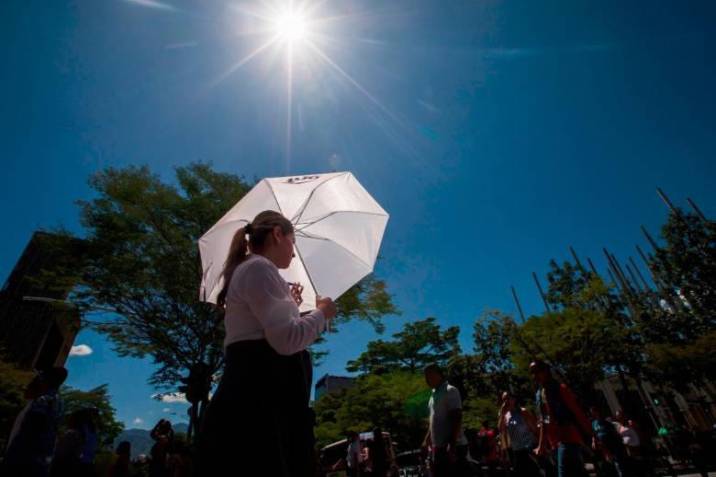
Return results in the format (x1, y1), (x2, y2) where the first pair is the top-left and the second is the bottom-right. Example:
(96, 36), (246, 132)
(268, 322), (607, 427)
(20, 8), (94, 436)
(477, 420), (499, 476)
(109, 441), (132, 477)
(3, 367), (68, 477)
(499, 392), (540, 477)
(346, 431), (363, 477)
(590, 406), (629, 477)
(73, 407), (99, 477)
(530, 360), (592, 477)
(50, 410), (84, 476)
(198, 211), (337, 476)
(367, 428), (389, 477)
(149, 419), (174, 477)
(423, 363), (468, 477)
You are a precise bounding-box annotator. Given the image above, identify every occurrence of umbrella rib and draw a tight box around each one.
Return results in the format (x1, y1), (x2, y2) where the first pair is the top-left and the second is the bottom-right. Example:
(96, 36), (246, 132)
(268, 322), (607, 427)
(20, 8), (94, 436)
(295, 231), (374, 270)
(265, 179), (286, 216)
(293, 244), (319, 300)
(295, 210), (387, 230)
(290, 172), (349, 224)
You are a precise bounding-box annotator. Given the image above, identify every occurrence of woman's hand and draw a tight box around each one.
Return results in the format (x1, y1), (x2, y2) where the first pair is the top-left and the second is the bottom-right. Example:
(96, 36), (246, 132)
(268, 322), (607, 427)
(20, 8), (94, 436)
(289, 282), (304, 306)
(316, 296), (337, 321)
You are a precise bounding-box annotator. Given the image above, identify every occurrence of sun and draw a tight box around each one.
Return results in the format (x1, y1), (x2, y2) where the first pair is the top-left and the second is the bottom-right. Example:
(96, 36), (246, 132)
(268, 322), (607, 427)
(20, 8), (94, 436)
(218, 1), (400, 173)
(274, 9), (308, 43)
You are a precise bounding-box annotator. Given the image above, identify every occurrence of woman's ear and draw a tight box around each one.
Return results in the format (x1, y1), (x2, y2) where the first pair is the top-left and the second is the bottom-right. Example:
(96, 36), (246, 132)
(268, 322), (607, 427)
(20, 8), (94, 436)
(272, 225), (283, 244)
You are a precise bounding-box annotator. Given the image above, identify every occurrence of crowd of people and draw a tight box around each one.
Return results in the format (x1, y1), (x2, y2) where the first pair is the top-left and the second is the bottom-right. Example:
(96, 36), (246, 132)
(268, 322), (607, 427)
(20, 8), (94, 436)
(413, 359), (715, 477)
(1, 363), (193, 477)
(1, 210), (714, 477)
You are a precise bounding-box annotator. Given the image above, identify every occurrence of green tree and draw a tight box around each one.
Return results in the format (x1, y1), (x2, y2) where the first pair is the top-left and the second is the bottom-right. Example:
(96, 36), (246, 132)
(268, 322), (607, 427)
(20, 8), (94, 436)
(60, 384), (124, 447)
(512, 307), (630, 399)
(644, 330), (716, 393)
(75, 163), (396, 438)
(346, 317), (460, 374)
(449, 310), (529, 407)
(649, 210), (716, 333)
(0, 357), (34, 453)
(314, 371), (429, 450)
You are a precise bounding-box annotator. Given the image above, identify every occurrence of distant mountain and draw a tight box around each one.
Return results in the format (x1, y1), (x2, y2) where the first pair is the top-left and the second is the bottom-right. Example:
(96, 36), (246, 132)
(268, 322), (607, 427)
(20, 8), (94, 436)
(173, 423), (189, 434)
(114, 422), (190, 459)
(114, 428), (153, 459)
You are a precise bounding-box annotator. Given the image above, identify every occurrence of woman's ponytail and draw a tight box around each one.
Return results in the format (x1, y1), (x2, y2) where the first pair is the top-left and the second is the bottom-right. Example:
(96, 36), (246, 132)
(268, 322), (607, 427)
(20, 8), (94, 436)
(217, 210), (294, 308)
(217, 225), (250, 307)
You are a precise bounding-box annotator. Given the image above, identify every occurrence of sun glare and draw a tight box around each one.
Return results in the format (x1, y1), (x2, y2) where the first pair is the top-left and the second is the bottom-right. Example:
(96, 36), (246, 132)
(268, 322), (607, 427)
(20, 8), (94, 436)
(274, 10), (308, 43)
(216, 1), (401, 173)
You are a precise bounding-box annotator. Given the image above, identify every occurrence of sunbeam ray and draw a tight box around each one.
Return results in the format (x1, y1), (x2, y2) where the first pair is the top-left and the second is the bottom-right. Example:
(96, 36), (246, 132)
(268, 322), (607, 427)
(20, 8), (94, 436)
(210, 35), (280, 87)
(285, 41), (294, 173)
(306, 41), (405, 128)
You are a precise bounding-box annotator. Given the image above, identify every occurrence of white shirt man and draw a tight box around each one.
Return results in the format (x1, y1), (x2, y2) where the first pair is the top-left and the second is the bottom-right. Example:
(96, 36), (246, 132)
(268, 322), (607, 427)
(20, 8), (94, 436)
(428, 381), (468, 448)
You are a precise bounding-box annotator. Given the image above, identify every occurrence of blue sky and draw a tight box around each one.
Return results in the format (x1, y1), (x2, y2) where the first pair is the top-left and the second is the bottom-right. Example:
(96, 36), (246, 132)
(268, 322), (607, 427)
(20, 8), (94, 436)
(1, 0), (715, 429)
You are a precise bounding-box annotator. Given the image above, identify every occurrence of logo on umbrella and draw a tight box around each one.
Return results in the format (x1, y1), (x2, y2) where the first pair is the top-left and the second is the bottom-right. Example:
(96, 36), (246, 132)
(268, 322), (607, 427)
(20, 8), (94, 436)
(285, 175), (320, 184)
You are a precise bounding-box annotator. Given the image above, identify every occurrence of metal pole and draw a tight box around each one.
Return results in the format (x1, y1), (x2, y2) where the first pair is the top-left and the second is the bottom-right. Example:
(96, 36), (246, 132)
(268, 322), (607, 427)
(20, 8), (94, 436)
(687, 198), (708, 221)
(611, 253), (636, 294)
(641, 226), (660, 252)
(532, 272), (551, 313)
(629, 256), (651, 291)
(637, 245), (680, 313)
(511, 286), (527, 324)
(604, 249), (631, 294)
(607, 267), (620, 290)
(636, 245), (654, 277)
(586, 258), (599, 277)
(657, 187), (683, 220)
(625, 262), (644, 292)
(569, 246), (584, 270)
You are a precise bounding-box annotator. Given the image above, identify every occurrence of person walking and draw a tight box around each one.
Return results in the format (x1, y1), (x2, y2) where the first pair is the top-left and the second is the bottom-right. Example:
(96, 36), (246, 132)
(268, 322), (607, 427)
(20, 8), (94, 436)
(346, 431), (364, 477)
(498, 392), (541, 477)
(108, 441), (132, 477)
(589, 406), (629, 477)
(198, 210), (337, 477)
(367, 428), (389, 477)
(530, 360), (592, 477)
(476, 420), (499, 477)
(423, 364), (468, 477)
(149, 419), (173, 477)
(3, 367), (68, 477)
(50, 410), (84, 477)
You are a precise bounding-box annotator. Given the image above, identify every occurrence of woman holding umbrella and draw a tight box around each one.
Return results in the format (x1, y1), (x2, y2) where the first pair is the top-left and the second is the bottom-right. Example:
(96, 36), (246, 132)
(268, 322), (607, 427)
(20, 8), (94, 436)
(198, 210), (337, 477)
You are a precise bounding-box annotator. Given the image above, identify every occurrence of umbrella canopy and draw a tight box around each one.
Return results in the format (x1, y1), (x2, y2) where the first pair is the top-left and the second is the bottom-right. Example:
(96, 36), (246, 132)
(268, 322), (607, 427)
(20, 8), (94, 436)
(199, 172), (389, 312)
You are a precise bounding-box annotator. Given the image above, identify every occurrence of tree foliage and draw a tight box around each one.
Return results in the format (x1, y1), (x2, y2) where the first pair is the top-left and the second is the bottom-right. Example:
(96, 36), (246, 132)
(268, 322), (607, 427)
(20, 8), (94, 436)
(346, 317), (460, 374)
(60, 384), (124, 447)
(0, 357), (34, 453)
(314, 372), (429, 451)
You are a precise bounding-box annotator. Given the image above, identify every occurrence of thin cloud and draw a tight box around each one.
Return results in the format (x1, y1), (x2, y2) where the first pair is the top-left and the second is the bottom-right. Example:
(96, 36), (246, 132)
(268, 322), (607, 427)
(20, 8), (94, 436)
(69, 344), (93, 357)
(165, 41), (198, 50)
(417, 99), (440, 114)
(133, 417), (144, 425)
(151, 392), (188, 404)
(162, 408), (171, 413)
(124, 0), (175, 11)
(484, 44), (610, 60)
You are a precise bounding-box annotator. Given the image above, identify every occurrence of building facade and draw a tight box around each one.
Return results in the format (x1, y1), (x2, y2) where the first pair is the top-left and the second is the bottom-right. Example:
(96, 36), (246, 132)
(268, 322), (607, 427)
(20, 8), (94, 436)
(0, 231), (85, 370)
(315, 374), (357, 400)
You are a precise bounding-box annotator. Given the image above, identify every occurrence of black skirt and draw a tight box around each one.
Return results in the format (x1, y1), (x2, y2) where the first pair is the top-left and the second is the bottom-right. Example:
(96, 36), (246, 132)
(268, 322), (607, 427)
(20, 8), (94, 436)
(196, 340), (316, 477)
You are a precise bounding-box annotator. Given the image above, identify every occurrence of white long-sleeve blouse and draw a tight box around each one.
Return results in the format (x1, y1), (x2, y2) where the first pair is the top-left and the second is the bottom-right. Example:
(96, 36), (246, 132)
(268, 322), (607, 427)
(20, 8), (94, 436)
(223, 254), (325, 355)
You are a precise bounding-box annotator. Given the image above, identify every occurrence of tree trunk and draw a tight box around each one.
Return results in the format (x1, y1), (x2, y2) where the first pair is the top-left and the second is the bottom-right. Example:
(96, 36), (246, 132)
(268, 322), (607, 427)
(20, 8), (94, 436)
(187, 403), (197, 443)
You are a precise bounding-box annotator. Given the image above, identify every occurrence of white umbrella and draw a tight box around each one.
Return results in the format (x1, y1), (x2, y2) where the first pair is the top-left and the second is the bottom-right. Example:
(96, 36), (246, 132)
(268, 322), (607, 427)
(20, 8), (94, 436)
(198, 172), (389, 312)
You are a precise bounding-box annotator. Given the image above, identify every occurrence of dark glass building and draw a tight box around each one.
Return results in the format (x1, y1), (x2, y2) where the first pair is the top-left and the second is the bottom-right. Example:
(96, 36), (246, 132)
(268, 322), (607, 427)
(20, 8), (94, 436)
(0, 231), (85, 370)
